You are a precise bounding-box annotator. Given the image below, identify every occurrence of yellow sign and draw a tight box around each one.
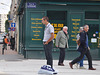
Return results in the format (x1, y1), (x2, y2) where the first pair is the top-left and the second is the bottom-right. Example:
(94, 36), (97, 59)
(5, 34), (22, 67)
(51, 23), (64, 39)
(33, 30), (40, 32)
(99, 33), (100, 37)
(53, 24), (57, 27)
(54, 34), (57, 39)
(72, 23), (79, 25)
(32, 38), (41, 40)
(31, 18), (42, 20)
(71, 18), (81, 41)
(31, 22), (42, 24)
(34, 35), (39, 36)
(72, 19), (80, 21)
(72, 39), (76, 41)
(58, 24), (64, 27)
(31, 26), (42, 28)
(71, 35), (76, 37)
(73, 27), (79, 29)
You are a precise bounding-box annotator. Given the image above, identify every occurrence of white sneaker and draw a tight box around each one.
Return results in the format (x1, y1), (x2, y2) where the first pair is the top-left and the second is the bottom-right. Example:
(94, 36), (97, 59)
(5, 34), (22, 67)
(74, 63), (79, 69)
(79, 66), (86, 69)
(38, 65), (57, 74)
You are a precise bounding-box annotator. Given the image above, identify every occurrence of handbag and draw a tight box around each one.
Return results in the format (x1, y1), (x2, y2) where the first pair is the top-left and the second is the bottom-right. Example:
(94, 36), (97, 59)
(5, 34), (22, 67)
(76, 39), (80, 46)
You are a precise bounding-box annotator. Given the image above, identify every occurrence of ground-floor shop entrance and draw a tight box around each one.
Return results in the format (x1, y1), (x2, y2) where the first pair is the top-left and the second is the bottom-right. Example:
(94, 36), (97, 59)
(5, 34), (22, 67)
(17, 0), (100, 59)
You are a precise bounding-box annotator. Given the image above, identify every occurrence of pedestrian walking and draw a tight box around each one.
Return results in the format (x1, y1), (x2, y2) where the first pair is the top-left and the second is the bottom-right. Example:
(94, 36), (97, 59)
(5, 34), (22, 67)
(76, 27), (85, 69)
(2, 36), (8, 54)
(42, 16), (54, 68)
(69, 25), (96, 70)
(56, 26), (69, 66)
(10, 36), (13, 49)
(10, 36), (15, 50)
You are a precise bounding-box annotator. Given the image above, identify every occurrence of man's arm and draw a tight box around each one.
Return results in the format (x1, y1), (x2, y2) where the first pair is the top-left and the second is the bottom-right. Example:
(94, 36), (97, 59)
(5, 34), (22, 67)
(55, 31), (61, 47)
(67, 34), (69, 39)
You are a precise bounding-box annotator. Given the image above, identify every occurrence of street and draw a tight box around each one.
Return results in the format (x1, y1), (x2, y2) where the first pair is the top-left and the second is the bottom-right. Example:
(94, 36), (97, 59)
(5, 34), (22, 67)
(0, 44), (100, 75)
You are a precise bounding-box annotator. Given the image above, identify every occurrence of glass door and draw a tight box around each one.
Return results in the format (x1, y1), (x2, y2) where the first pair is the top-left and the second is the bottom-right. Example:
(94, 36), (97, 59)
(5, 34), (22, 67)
(85, 21), (99, 49)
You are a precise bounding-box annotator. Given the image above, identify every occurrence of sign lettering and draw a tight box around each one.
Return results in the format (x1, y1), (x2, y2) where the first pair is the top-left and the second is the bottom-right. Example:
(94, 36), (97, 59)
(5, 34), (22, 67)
(31, 18), (42, 40)
(71, 19), (81, 41)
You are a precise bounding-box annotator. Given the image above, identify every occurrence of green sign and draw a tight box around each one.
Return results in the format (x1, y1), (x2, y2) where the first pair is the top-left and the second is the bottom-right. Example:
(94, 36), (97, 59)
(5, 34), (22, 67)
(29, 12), (45, 47)
(31, 18), (43, 41)
(69, 13), (83, 47)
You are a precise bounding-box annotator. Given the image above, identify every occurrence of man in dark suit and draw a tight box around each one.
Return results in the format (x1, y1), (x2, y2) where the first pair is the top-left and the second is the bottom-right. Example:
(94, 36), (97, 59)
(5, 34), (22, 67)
(69, 25), (96, 70)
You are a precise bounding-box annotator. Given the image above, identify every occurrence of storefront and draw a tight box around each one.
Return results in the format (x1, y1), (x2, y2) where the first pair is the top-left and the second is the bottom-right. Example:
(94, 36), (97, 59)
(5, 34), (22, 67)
(17, 0), (100, 59)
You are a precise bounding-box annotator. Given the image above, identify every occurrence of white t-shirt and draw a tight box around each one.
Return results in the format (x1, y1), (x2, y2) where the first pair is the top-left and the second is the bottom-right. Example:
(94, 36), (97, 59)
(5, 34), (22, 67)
(43, 23), (54, 42)
(76, 34), (80, 49)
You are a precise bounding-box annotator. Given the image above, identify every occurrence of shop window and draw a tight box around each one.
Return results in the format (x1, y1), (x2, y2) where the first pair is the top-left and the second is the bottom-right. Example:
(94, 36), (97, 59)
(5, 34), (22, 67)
(85, 12), (99, 19)
(47, 11), (67, 49)
(47, 11), (67, 38)
(47, 11), (66, 21)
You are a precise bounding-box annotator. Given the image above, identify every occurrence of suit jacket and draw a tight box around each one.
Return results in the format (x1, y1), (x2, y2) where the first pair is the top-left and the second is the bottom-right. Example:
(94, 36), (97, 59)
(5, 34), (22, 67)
(56, 30), (69, 48)
(78, 31), (88, 52)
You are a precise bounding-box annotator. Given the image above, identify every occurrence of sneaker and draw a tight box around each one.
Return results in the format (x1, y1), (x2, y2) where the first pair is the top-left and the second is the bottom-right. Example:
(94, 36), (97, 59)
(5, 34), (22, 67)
(74, 63), (79, 69)
(38, 65), (57, 74)
(79, 66), (86, 69)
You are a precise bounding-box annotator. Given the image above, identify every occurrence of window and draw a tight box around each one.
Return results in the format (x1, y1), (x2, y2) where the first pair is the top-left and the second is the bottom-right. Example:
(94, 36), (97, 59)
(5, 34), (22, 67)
(85, 12), (99, 19)
(47, 11), (66, 20)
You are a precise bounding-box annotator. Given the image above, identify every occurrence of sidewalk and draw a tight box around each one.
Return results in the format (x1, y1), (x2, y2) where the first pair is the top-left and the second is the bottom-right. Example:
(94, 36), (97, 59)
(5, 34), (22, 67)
(0, 59), (100, 75)
(0, 44), (100, 75)
(0, 44), (18, 55)
(0, 44), (24, 61)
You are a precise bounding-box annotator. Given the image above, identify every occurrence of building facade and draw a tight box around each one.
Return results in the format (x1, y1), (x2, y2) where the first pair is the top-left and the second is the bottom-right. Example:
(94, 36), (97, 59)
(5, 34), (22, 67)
(0, 14), (7, 32)
(9, 0), (19, 51)
(10, 0), (100, 59)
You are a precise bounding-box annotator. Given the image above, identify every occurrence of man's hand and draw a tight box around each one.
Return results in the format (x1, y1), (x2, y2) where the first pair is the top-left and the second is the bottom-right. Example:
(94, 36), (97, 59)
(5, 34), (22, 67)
(43, 41), (48, 45)
(43, 33), (54, 45)
(88, 47), (90, 50)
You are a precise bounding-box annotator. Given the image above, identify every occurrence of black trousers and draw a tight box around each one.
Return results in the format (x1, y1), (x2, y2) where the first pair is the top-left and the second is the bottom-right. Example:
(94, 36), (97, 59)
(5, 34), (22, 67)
(58, 48), (65, 64)
(71, 49), (93, 69)
(12, 44), (15, 50)
(43, 41), (53, 67)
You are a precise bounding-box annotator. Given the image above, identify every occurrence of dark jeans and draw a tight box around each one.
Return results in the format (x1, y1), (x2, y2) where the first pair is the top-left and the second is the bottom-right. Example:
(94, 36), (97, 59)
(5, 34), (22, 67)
(71, 49), (93, 69)
(77, 52), (85, 67)
(2, 44), (7, 54)
(43, 41), (53, 67)
(58, 48), (65, 64)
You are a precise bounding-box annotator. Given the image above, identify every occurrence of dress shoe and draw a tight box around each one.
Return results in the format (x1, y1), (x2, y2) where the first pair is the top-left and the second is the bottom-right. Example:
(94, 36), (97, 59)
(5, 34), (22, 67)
(58, 63), (65, 66)
(69, 62), (73, 69)
(89, 68), (96, 70)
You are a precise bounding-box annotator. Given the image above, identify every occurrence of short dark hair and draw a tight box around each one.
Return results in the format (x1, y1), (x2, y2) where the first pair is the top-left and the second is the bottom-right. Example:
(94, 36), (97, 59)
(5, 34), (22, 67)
(42, 16), (49, 22)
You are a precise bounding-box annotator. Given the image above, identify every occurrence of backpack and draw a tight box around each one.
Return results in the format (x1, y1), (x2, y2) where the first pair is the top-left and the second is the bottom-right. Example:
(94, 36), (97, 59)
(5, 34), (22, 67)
(76, 34), (81, 46)
(4, 38), (8, 44)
